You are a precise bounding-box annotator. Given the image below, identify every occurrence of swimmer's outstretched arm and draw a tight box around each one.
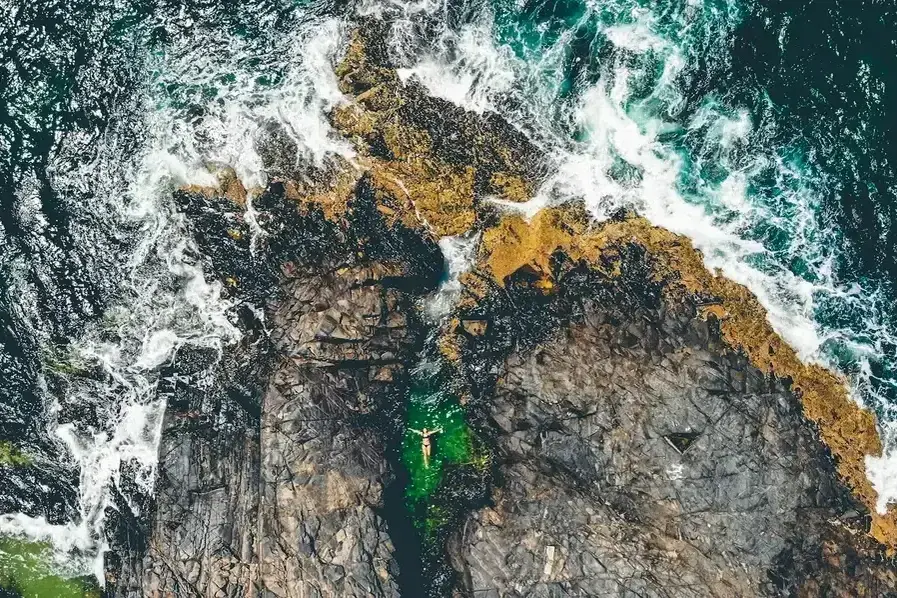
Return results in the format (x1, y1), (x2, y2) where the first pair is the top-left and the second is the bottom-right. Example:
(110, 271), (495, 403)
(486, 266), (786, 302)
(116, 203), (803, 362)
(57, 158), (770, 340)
(408, 428), (423, 435)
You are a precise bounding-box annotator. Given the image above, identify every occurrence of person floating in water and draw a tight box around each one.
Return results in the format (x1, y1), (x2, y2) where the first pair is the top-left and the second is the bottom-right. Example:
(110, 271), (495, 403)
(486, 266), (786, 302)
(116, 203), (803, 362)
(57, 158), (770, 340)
(409, 427), (443, 468)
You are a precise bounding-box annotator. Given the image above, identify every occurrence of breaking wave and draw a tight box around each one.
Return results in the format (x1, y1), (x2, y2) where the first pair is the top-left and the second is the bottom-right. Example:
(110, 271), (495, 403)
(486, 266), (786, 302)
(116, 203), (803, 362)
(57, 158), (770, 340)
(375, 0), (897, 510)
(0, 1), (350, 582)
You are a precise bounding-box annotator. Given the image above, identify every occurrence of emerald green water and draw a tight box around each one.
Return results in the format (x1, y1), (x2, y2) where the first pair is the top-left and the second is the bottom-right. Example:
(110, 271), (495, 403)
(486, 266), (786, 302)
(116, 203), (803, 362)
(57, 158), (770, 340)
(0, 539), (98, 598)
(401, 379), (472, 506)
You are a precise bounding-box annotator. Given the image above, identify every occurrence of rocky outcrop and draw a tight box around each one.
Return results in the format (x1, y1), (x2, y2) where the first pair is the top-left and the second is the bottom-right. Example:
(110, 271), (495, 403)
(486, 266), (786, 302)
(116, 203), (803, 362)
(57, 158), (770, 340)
(111, 17), (897, 598)
(468, 209), (897, 545)
(470, 208), (887, 543)
(295, 20), (547, 238)
(111, 184), (435, 596)
(255, 264), (413, 598)
(451, 282), (897, 596)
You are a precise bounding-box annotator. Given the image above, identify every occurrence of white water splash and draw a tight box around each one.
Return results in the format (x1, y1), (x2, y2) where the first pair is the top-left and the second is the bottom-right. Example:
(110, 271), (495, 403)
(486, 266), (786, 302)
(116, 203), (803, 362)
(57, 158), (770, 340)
(425, 233), (480, 321)
(370, 0), (897, 508)
(398, 17), (516, 114)
(0, 13), (352, 583)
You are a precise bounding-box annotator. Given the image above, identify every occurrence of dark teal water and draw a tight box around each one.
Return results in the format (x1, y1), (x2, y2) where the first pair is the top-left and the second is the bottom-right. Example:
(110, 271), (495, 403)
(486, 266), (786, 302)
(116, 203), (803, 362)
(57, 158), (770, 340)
(1, 0), (897, 583)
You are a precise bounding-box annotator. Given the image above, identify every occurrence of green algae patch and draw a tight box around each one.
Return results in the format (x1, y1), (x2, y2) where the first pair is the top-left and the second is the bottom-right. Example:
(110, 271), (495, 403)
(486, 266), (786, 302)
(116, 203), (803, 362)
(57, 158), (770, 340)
(401, 381), (472, 506)
(0, 443), (31, 467)
(0, 539), (100, 598)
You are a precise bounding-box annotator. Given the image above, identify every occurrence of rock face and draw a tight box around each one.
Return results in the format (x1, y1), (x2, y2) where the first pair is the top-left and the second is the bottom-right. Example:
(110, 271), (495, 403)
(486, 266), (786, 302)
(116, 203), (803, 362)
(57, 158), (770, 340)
(472, 208), (887, 542)
(256, 265), (412, 598)
(113, 262), (423, 597)
(455, 297), (897, 596)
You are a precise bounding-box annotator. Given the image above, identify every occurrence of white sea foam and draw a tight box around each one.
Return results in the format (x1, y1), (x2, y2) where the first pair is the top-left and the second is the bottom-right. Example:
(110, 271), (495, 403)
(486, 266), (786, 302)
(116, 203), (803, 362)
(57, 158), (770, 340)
(425, 233), (480, 321)
(867, 448), (897, 514)
(0, 13), (351, 583)
(398, 17), (516, 114)
(381, 0), (897, 505)
(550, 75), (825, 361)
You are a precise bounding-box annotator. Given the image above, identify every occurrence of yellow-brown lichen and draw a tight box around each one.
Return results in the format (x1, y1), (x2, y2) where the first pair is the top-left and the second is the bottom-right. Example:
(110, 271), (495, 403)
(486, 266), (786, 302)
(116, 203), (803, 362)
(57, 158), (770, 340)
(323, 28), (544, 241)
(330, 104), (378, 142)
(381, 122), (432, 160)
(181, 165), (248, 206)
(479, 206), (607, 283)
(280, 161), (362, 222)
(438, 318), (463, 363)
(476, 206), (896, 546)
(334, 31), (398, 96)
(489, 172), (532, 203)
(368, 158), (476, 237)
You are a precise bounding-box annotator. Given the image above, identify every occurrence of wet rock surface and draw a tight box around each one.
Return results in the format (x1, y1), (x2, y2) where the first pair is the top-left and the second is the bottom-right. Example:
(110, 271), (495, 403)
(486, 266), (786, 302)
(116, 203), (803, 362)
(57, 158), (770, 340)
(113, 262), (421, 598)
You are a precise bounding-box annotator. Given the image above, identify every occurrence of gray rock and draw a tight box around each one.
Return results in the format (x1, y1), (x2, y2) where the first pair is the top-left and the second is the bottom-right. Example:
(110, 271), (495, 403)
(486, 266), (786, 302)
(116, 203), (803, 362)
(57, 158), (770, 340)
(455, 302), (897, 597)
(115, 264), (409, 598)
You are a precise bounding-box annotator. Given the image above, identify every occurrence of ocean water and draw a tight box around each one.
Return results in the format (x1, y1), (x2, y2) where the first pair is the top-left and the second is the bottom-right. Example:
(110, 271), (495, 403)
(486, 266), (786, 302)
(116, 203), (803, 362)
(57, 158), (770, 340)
(1, 0), (897, 588)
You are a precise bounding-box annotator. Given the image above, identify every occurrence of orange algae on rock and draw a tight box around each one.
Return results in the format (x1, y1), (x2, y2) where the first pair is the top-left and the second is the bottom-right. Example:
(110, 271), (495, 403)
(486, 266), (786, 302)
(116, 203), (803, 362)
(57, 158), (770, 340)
(279, 158), (363, 222)
(299, 26), (896, 548)
(181, 165), (249, 206)
(324, 26), (544, 239)
(437, 317), (464, 362)
(330, 42), (479, 235)
(489, 172), (533, 203)
(368, 159), (477, 236)
(476, 206), (895, 547)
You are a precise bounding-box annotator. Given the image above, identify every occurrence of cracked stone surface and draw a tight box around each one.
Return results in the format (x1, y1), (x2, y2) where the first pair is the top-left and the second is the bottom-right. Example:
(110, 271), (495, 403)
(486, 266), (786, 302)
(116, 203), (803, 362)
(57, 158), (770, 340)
(456, 302), (897, 598)
(114, 264), (409, 598)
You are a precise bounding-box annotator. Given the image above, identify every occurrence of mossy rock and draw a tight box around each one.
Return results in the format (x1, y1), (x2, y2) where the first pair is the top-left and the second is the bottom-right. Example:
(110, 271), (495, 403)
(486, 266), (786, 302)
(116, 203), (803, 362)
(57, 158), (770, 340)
(0, 443), (31, 467)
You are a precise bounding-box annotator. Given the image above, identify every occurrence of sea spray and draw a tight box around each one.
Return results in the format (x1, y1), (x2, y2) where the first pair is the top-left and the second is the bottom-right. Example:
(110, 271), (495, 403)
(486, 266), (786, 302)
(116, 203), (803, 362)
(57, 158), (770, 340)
(0, 6), (353, 583)
(370, 0), (897, 507)
(4, 0), (897, 586)
(424, 233), (480, 321)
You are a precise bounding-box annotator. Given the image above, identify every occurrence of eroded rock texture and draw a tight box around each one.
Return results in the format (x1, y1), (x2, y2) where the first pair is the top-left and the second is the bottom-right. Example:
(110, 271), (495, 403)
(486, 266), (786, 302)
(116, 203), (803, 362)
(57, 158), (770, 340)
(114, 263), (420, 598)
(110, 18), (897, 598)
(455, 298), (897, 597)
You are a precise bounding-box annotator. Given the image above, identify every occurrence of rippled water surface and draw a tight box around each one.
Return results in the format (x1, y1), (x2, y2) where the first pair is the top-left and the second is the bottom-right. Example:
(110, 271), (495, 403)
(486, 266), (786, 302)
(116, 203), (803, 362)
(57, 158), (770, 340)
(2, 0), (897, 589)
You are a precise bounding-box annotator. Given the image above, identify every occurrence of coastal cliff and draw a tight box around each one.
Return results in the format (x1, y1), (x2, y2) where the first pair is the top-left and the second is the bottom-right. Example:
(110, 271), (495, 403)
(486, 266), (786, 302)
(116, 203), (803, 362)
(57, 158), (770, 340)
(110, 20), (897, 598)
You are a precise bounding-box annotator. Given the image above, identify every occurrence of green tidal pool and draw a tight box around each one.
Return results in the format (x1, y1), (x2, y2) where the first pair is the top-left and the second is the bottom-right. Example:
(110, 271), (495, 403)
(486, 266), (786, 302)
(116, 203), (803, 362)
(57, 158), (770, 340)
(0, 539), (99, 598)
(401, 379), (472, 506)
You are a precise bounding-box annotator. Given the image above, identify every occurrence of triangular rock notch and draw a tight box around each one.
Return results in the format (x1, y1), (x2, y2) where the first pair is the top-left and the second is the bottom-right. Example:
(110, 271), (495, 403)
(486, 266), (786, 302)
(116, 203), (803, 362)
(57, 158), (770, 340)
(664, 431), (701, 455)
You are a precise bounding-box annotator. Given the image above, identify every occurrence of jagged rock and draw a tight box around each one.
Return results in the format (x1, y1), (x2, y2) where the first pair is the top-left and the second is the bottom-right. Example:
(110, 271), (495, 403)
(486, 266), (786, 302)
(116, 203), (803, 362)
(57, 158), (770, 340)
(315, 22), (548, 238)
(111, 17), (897, 598)
(453, 297), (897, 597)
(114, 265), (419, 598)
(470, 206), (892, 545)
